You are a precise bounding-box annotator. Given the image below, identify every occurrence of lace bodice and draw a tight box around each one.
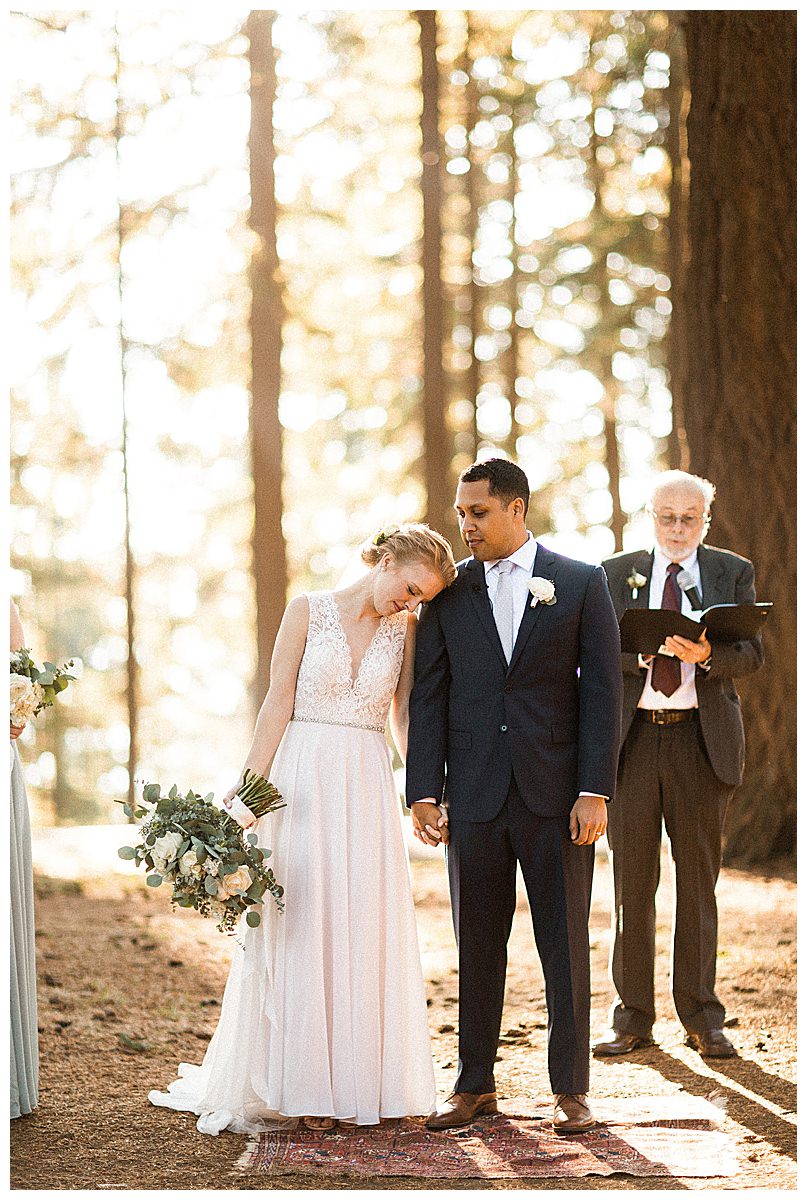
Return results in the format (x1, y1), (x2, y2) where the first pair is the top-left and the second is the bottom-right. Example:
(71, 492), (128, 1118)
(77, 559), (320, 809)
(292, 592), (408, 731)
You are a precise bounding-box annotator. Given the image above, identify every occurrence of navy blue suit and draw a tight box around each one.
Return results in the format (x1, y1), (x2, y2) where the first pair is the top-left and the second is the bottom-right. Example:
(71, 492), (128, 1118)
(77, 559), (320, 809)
(406, 542), (622, 1095)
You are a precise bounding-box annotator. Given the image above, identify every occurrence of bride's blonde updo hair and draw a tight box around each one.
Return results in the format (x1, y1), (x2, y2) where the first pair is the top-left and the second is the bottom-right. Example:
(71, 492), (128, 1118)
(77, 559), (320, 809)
(361, 523), (457, 589)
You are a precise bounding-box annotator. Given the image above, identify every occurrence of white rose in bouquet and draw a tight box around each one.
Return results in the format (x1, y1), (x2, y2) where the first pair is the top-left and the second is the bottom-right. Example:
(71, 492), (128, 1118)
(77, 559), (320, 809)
(10, 673), (43, 725)
(151, 831), (184, 873)
(178, 849), (202, 878)
(218, 865), (254, 898)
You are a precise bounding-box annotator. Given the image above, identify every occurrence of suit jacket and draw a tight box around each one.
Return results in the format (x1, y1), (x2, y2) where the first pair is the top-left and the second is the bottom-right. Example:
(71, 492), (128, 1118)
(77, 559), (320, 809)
(602, 545), (764, 787)
(405, 542), (623, 821)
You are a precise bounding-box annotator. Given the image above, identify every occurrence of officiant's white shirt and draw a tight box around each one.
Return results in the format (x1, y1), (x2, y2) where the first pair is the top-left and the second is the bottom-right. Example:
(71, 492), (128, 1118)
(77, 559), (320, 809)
(638, 546), (701, 710)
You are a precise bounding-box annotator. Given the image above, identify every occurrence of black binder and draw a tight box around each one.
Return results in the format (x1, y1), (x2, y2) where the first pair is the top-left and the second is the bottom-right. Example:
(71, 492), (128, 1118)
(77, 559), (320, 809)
(619, 603), (772, 656)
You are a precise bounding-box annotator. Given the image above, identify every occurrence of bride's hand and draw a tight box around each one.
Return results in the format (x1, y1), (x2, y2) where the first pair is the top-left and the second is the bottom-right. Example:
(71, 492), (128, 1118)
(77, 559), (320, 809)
(411, 800), (449, 846)
(10, 722), (25, 741)
(221, 784), (240, 809)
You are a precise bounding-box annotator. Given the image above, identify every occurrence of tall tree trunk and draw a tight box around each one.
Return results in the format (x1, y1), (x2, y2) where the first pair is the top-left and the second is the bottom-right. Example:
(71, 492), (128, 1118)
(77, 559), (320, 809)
(462, 17), (480, 463)
(682, 12), (796, 861)
(247, 11), (287, 710)
(418, 9), (453, 532)
(664, 12), (689, 472)
(114, 21), (138, 814)
(501, 114), (519, 462)
(589, 128), (626, 553)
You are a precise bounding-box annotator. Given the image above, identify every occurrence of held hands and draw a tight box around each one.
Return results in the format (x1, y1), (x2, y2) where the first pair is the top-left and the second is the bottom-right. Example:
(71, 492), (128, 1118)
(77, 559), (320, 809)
(411, 800), (450, 847)
(10, 722), (25, 741)
(569, 795), (607, 846)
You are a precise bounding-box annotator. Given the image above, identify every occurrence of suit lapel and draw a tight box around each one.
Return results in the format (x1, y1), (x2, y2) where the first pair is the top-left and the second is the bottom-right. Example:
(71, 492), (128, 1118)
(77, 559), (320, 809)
(697, 545), (726, 609)
(464, 558), (509, 667)
(508, 544), (556, 674)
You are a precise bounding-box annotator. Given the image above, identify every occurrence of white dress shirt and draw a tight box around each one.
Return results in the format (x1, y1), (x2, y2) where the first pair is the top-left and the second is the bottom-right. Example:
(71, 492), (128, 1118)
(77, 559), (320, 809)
(638, 547), (701, 710)
(485, 533), (606, 802)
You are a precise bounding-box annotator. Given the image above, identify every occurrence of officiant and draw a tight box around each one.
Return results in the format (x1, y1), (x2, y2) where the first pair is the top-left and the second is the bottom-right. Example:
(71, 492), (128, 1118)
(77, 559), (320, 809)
(594, 470), (763, 1060)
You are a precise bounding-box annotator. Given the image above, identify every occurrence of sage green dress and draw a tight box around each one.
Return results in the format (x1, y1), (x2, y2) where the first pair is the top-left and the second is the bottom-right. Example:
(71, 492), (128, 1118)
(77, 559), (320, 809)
(11, 743), (38, 1118)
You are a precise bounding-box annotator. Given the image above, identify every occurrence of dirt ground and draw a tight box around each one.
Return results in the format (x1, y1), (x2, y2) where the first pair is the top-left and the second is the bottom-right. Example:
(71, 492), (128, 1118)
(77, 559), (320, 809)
(10, 849), (796, 1191)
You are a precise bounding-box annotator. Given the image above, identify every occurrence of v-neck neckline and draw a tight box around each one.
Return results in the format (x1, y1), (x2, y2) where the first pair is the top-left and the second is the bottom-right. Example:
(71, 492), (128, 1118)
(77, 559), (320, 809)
(326, 592), (390, 688)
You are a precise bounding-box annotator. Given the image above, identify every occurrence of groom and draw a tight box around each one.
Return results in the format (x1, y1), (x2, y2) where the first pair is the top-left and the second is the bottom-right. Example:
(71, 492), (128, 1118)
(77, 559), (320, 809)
(406, 459), (622, 1133)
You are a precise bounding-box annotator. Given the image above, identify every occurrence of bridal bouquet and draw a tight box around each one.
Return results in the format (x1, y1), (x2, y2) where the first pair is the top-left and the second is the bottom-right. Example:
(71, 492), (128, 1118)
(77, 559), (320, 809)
(10, 647), (76, 726)
(117, 780), (285, 934)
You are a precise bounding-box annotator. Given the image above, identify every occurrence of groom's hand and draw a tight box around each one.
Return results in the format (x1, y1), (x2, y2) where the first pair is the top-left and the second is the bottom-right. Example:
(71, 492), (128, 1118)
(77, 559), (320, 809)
(569, 795), (607, 846)
(411, 800), (450, 846)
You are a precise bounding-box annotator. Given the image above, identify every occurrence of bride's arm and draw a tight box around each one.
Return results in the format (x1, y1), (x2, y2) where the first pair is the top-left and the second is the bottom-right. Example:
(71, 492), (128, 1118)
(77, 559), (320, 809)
(389, 614), (417, 761)
(224, 595), (309, 797)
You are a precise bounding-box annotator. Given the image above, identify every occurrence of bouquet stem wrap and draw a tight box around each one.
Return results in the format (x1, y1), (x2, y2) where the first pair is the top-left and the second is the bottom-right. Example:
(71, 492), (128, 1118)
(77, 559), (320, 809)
(225, 769), (285, 828)
(227, 792), (259, 829)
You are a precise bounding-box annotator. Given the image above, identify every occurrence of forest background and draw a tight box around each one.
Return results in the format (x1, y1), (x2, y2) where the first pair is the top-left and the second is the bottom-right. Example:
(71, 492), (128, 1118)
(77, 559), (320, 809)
(9, 8), (796, 863)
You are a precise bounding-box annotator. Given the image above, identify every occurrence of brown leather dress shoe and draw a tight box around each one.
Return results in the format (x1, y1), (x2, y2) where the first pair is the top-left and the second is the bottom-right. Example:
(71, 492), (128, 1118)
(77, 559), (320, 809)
(425, 1091), (498, 1131)
(685, 1029), (737, 1058)
(593, 1030), (654, 1057)
(553, 1093), (596, 1134)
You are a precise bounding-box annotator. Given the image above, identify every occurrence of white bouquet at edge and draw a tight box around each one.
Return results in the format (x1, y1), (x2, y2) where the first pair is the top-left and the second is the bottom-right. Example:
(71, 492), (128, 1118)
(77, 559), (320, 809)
(10, 647), (76, 726)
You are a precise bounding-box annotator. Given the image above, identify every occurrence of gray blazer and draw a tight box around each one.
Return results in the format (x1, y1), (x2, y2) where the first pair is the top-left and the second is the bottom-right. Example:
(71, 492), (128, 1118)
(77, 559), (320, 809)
(602, 545), (763, 787)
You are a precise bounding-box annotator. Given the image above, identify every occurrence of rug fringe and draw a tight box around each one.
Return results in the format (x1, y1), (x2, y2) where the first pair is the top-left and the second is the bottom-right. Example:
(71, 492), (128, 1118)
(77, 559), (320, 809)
(235, 1135), (260, 1172)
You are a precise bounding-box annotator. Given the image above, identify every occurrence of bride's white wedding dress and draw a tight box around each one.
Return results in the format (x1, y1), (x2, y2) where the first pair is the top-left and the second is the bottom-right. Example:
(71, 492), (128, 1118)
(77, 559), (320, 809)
(149, 592), (436, 1134)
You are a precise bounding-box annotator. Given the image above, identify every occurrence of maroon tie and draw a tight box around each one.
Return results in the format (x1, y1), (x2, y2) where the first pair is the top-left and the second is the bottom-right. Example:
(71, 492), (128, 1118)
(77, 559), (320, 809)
(651, 563), (683, 697)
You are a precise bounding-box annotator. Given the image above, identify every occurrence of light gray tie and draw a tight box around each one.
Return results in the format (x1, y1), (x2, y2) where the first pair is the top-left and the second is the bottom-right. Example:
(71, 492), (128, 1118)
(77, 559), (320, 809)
(494, 559), (515, 662)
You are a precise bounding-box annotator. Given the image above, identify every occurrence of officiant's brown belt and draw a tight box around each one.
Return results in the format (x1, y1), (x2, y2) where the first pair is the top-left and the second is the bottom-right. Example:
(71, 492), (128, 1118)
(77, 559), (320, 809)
(637, 709), (697, 726)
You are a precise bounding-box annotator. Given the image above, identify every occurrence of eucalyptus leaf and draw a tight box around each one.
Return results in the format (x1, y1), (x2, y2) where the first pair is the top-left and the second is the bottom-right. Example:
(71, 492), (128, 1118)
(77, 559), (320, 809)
(146, 874), (163, 887)
(204, 876), (219, 896)
(245, 911), (261, 928)
(117, 846), (137, 860)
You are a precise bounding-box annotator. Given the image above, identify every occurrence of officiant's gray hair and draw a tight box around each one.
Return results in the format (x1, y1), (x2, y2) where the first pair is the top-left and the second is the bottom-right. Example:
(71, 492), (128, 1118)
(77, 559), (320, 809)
(361, 523), (457, 587)
(649, 470), (716, 512)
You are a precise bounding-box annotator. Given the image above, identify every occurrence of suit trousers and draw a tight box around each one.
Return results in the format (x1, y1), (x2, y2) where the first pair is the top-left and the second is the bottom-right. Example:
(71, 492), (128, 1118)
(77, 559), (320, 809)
(606, 718), (732, 1037)
(447, 776), (594, 1096)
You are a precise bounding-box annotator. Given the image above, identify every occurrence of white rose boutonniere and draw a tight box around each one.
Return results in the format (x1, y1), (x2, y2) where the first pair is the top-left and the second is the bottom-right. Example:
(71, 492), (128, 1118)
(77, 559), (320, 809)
(529, 577), (557, 607)
(626, 570), (648, 601)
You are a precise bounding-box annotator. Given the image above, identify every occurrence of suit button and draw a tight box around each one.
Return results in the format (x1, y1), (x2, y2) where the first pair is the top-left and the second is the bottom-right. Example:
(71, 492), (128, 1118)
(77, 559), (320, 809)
(500, 724), (508, 732)
(504, 685), (513, 693)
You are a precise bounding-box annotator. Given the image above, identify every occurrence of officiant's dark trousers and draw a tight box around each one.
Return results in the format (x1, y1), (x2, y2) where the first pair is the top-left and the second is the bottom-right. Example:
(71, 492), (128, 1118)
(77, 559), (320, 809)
(606, 718), (733, 1037)
(447, 775), (594, 1097)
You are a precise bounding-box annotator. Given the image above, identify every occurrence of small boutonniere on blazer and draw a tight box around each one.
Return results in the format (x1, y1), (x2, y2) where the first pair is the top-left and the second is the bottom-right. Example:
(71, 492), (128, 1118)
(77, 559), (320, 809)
(626, 570), (647, 600)
(529, 577), (556, 607)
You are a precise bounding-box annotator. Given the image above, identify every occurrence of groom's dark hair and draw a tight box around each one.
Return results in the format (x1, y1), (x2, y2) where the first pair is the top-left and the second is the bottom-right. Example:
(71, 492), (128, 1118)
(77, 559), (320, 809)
(460, 458), (530, 515)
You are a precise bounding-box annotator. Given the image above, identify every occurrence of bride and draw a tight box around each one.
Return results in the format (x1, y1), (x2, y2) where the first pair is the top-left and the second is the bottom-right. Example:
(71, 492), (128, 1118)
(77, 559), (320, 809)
(150, 523), (456, 1134)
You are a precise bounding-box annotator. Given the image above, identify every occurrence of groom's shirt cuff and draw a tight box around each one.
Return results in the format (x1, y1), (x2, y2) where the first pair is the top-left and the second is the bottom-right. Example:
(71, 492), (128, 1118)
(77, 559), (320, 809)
(578, 791), (609, 801)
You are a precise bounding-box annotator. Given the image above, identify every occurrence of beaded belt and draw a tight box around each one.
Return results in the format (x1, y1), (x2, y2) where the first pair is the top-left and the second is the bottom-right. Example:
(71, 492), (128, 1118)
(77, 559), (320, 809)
(291, 715), (385, 734)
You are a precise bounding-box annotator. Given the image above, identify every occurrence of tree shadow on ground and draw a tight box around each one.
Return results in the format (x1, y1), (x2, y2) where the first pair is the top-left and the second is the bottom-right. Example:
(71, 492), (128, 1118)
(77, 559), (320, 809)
(600, 1047), (797, 1163)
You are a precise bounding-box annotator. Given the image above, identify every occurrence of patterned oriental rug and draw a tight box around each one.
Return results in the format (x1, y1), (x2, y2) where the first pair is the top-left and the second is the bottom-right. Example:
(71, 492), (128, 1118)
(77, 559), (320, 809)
(238, 1095), (737, 1180)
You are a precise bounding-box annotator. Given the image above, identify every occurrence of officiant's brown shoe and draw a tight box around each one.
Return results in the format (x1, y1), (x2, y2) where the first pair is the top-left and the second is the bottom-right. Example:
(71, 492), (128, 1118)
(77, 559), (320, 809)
(685, 1029), (737, 1058)
(552, 1093), (596, 1134)
(593, 1030), (654, 1057)
(426, 1091), (498, 1130)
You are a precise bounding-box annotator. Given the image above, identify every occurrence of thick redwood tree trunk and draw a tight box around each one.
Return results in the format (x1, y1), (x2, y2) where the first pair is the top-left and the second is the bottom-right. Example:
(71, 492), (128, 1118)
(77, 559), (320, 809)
(418, 10), (453, 534)
(247, 12), (287, 709)
(681, 12), (796, 861)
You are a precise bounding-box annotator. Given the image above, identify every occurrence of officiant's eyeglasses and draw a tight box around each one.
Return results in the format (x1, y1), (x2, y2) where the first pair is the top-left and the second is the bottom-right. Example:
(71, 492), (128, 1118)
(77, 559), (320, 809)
(649, 510), (707, 529)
